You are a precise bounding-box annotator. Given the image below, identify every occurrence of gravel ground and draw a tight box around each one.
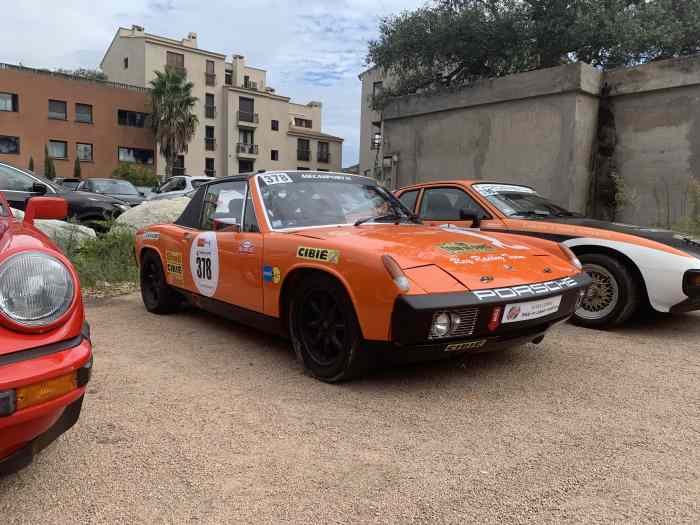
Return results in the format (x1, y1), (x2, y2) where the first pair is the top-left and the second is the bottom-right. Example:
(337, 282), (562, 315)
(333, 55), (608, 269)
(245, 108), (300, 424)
(1, 294), (698, 524)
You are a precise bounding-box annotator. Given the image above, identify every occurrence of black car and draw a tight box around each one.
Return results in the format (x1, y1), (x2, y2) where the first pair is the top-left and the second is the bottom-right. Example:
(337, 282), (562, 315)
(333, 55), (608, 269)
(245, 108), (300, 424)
(0, 161), (130, 227)
(76, 178), (147, 206)
(54, 177), (83, 191)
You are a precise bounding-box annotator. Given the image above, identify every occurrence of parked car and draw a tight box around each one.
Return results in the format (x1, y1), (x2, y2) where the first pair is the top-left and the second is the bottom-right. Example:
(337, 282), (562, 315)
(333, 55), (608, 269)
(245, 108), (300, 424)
(0, 161), (130, 228)
(149, 175), (214, 200)
(395, 180), (700, 328)
(76, 178), (146, 206)
(54, 177), (82, 191)
(135, 171), (589, 382)
(0, 193), (93, 476)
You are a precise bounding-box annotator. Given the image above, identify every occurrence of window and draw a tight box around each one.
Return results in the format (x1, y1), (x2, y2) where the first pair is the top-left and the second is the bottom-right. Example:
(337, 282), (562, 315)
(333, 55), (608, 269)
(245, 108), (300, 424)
(205, 93), (215, 119)
(271, 119), (279, 131)
(271, 150), (279, 161)
(75, 103), (93, 124)
(243, 183), (260, 233)
(372, 81), (384, 100)
(0, 93), (18, 112)
(166, 51), (185, 71)
(0, 162), (35, 191)
(118, 146), (154, 165)
(205, 158), (215, 177)
(173, 155), (185, 176)
(118, 109), (148, 128)
(123, 57), (129, 69)
(0, 136), (20, 155)
(239, 97), (255, 122)
(317, 141), (330, 163)
(48, 140), (68, 159)
(225, 71), (232, 85)
(205, 126), (215, 151)
(205, 60), (216, 86)
(297, 138), (310, 161)
(200, 180), (247, 231)
(239, 128), (254, 145)
(398, 190), (419, 212)
(294, 117), (312, 128)
(76, 143), (93, 161)
(48, 100), (67, 120)
(419, 187), (485, 221)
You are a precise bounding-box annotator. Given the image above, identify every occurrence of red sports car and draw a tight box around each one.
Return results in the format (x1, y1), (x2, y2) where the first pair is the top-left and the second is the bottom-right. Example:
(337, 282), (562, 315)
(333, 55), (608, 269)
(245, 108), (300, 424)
(0, 193), (92, 476)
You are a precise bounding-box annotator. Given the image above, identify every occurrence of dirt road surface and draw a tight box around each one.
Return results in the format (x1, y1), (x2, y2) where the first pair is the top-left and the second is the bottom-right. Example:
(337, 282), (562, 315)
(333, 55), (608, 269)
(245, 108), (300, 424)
(1, 294), (698, 524)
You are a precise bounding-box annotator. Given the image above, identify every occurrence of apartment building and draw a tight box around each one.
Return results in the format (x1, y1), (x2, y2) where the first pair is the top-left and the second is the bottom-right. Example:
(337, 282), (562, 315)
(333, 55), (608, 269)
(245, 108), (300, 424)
(101, 26), (343, 177)
(0, 63), (154, 179)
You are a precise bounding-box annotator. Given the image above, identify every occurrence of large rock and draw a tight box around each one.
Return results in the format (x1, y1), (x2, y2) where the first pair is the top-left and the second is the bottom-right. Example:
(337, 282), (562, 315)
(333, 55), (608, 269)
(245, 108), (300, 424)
(11, 208), (97, 243)
(115, 197), (190, 231)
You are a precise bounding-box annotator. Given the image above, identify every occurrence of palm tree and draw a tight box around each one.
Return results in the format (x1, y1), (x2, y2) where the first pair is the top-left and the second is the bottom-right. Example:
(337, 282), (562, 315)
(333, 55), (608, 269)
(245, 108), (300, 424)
(149, 68), (198, 180)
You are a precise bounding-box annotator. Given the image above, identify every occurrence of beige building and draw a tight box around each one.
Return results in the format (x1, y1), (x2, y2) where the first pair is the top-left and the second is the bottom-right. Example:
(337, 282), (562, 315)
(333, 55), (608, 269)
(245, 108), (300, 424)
(358, 66), (394, 185)
(101, 26), (342, 177)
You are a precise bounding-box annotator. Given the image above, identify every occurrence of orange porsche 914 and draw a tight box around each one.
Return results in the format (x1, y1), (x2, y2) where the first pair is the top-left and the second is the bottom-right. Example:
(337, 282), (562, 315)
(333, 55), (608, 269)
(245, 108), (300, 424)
(135, 171), (590, 382)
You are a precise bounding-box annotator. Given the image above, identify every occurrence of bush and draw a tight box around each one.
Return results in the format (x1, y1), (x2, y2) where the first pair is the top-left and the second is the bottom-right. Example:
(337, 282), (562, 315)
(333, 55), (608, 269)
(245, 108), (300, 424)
(112, 163), (159, 188)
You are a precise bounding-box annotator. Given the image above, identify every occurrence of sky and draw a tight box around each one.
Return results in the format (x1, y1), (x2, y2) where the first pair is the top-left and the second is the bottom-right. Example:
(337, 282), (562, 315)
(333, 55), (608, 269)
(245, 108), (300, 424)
(0, 0), (425, 167)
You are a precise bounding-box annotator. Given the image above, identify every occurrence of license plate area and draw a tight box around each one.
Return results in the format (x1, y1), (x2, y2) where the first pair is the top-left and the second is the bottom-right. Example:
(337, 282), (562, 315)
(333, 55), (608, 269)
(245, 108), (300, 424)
(502, 295), (562, 324)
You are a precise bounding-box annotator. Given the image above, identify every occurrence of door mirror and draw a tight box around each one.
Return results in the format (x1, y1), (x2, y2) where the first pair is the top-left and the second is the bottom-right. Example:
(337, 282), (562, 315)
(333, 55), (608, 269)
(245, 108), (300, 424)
(31, 182), (48, 195)
(459, 209), (482, 228)
(24, 197), (68, 225)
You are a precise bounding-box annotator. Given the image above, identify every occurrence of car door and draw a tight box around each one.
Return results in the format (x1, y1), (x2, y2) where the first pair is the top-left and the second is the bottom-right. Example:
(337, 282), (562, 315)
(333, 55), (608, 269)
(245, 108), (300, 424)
(415, 186), (493, 228)
(0, 163), (50, 210)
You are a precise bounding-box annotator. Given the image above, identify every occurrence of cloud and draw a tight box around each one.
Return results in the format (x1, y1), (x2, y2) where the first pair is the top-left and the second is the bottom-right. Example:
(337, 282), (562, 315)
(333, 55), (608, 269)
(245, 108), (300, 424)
(0, 0), (423, 166)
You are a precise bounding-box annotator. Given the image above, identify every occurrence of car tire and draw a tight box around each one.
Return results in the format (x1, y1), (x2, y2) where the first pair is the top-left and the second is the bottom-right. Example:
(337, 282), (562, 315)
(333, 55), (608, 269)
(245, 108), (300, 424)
(572, 253), (640, 329)
(140, 251), (181, 315)
(288, 273), (370, 383)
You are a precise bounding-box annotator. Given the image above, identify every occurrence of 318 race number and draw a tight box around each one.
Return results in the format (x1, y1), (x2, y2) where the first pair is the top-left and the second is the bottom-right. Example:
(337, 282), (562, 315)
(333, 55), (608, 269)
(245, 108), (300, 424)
(196, 256), (213, 280)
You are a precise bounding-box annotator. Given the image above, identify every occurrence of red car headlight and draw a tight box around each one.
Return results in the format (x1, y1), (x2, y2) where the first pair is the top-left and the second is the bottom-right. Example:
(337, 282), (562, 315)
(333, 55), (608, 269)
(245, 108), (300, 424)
(0, 252), (76, 331)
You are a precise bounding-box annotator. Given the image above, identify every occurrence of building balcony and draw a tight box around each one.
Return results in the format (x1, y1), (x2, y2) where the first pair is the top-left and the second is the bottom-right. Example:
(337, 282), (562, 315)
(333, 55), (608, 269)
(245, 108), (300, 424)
(167, 65), (187, 77)
(243, 79), (258, 90)
(237, 143), (259, 157)
(205, 105), (216, 119)
(297, 149), (310, 162)
(205, 138), (216, 151)
(172, 167), (186, 176)
(205, 73), (216, 86)
(317, 152), (330, 163)
(238, 111), (259, 125)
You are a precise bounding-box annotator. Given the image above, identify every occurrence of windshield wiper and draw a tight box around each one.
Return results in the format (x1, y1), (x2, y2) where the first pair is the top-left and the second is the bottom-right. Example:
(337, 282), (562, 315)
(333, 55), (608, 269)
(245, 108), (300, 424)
(354, 213), (403, 226)
(510, 210), (551, 219)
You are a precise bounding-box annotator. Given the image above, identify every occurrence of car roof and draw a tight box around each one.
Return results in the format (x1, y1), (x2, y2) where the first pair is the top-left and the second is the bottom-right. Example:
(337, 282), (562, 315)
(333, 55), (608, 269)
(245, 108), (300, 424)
(211, 170), (375, 185)
(398, 180), (536, 191)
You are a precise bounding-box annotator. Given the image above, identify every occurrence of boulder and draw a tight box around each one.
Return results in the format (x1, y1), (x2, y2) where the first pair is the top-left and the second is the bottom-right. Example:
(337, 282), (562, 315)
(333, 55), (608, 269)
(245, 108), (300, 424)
(115, 197), (190, 232)
(11, 208), (97, 243)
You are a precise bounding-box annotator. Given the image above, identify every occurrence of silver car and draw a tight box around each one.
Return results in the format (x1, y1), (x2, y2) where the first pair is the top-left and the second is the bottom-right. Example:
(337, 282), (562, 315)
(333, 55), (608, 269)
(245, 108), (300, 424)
(149, 175), (214, 200)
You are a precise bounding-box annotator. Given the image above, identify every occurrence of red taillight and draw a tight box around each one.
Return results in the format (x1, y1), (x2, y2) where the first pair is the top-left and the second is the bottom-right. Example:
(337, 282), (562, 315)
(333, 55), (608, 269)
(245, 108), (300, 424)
(488, 306), (502, 331)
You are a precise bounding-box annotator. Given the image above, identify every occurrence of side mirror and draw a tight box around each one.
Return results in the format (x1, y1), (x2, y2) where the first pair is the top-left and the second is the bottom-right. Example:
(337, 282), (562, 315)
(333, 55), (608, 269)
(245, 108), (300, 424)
(459, 209), (482, 228)
(24, 197), (68, 225)
(31, 182), (48, 195)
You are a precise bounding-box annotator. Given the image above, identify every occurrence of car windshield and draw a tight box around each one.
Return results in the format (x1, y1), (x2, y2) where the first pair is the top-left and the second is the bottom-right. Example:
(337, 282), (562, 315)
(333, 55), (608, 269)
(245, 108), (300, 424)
(472, 183), (577, 219)
(257, 172), (413, 230)
(90, 180), (139, 195)
(61, 181), (81, 190)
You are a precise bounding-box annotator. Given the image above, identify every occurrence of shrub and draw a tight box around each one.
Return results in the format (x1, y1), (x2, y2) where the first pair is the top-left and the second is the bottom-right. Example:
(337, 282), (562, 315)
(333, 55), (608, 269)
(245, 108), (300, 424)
(73, 157), (82, 179)
(28, 156), (34, 172)
(112, 163), (159, 188)
(44, 146), (56, 180)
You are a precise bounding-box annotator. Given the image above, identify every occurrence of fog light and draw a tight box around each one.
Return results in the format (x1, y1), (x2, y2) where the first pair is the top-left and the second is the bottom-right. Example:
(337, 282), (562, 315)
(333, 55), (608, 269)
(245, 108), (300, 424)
(450, 312), (461, 332)
(0, 390), (16, 417)
(432, 312), (451, 338)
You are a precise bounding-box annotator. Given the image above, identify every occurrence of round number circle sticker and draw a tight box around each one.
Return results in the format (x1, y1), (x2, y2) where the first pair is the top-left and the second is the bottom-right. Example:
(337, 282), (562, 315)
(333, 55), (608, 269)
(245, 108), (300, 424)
(190, 231), (219, 297)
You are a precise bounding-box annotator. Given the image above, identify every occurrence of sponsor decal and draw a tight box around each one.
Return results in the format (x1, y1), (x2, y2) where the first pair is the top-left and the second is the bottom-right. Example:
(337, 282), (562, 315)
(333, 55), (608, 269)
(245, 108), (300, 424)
(438, 242), (495, 255)
(263, 265), (282, 284)
(300, 173), (353, 182)
(190, 231), (219, 297)
(449, 253), (527, 265)
(165, 251), (184, 285)
(296, 246), (340, 264)
(239, 240), (255, 254)
(260, 173), (294, 185)
(439, 225), (531, 251)
(502, 296), (562, 323)
(142, 231), (160, 241)
(473, 183), (536, 196)
(445, 339), (487, 352)
(473, 276), (580, 301)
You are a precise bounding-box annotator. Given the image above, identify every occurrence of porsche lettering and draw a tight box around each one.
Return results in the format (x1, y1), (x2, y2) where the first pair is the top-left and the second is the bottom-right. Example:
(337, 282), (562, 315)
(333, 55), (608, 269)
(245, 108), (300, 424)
(473, 277), (579, 301)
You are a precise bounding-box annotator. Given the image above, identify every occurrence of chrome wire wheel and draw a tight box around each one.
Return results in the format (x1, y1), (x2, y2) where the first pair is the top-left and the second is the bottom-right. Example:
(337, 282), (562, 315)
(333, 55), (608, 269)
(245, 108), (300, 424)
(577, 263), (620, 320)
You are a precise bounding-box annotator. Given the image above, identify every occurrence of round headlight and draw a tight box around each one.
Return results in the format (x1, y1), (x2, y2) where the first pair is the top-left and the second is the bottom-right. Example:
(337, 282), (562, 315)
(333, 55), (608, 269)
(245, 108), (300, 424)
(0, 252), (75, 327)
(432, 312), (451, 338)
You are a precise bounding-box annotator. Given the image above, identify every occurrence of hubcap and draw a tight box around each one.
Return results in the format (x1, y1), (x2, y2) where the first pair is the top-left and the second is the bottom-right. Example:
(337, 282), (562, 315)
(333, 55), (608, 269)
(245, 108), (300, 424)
(297, 290), (347, 367)
(577, 263), (619, 320)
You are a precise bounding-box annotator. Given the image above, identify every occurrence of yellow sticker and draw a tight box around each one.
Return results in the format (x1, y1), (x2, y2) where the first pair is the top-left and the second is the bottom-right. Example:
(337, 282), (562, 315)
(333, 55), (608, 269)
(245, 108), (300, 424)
(296, 246), (340, 264)
(438, 242), (495, 255)
(166, 251), (184, 284)
(272, 267), (281, 284)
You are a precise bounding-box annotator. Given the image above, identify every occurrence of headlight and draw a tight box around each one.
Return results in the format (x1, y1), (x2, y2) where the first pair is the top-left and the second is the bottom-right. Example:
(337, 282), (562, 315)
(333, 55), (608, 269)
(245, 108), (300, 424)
(0, 252), (75, 328)
(431, 312), (451, 338)
(559, 243), (582, 270)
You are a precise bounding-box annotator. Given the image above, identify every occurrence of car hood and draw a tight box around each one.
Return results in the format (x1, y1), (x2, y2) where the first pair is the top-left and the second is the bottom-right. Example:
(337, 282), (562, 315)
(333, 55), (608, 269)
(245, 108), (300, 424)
(291, 224), (577, 291)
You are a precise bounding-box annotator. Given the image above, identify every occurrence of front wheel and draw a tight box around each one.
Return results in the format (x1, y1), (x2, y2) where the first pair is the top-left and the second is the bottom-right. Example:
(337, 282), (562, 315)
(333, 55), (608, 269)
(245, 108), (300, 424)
(288, 274), (369, 382)
(572, 253), (640, 329)
(140, 251), (181, 314)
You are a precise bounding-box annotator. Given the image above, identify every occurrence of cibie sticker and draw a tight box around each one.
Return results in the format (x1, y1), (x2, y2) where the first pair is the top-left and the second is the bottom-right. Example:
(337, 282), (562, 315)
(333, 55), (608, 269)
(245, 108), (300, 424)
(438, 242), (495, 255)
(165, 251), (184, 285)
(142, 231), (160, 241)
(190, 231), (219, 297)
(260, 173), (293, 185)
(296, 246), (340, 264)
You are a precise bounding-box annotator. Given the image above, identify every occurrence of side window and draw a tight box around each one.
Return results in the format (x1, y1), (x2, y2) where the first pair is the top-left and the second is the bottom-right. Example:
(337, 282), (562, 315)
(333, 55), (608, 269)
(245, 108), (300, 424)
(200, 180), (247, 231)
(243, 184), (260, 233)
(419, 187), (485, 221)
(398, 190), (419, 212)
(0, 164), (36, 192)
(159, 177), (183, 193)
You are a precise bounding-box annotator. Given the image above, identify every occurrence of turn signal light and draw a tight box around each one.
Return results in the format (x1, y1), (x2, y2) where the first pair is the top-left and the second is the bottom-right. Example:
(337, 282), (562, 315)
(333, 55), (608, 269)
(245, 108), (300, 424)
(488, 306), (502, 332)
(15, 372), (77, 411)
(382, 254), (411, 293)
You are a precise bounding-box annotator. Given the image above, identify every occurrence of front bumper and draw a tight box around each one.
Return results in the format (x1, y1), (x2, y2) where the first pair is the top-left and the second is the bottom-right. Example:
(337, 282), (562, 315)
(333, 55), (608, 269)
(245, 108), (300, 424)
(382, 272), (591, 359)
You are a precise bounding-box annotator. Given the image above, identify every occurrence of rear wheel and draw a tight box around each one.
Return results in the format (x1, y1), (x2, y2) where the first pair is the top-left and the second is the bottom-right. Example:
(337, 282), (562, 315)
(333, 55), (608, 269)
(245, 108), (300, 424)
(572, 253), (640, 329)
(288, 274), (369, 382)
(140, 251), (181, 314)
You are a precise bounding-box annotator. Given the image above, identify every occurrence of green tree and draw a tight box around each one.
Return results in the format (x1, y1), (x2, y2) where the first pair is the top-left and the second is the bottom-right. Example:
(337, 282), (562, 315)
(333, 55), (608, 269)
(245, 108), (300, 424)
(148, 68), (198, 180)
(112, 163), (159, 188)
(28, 156), (34, 172)
(54, 68), (108, 81)
(73, 157), (82, 179)
(44, 146), (56, 180)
